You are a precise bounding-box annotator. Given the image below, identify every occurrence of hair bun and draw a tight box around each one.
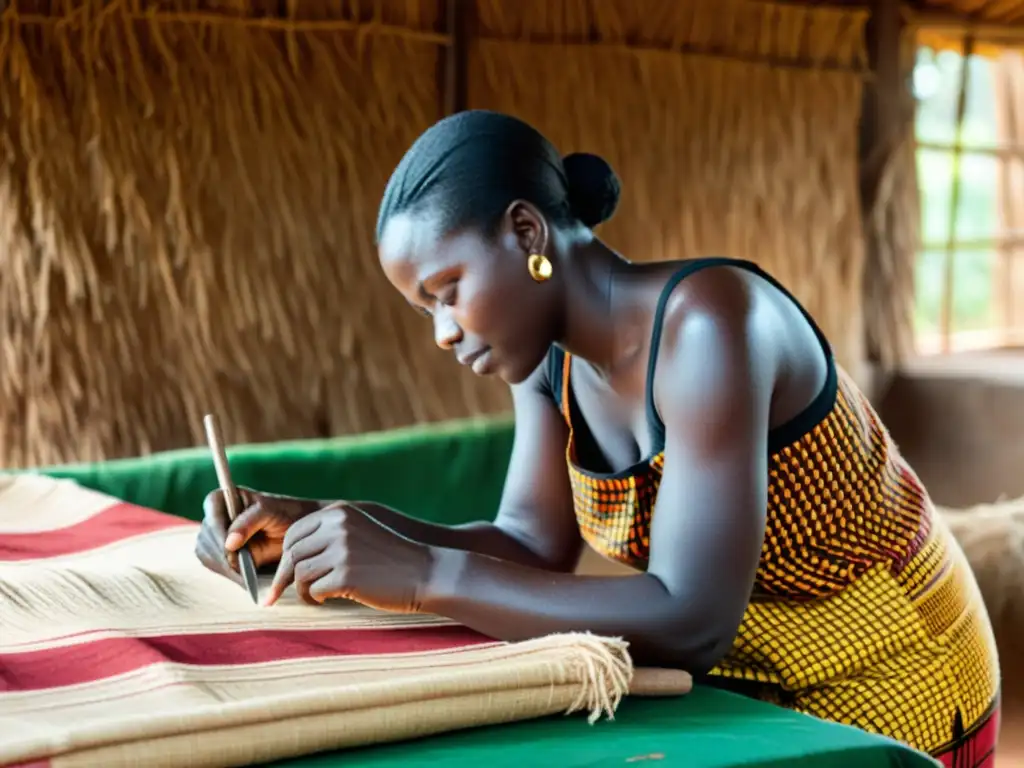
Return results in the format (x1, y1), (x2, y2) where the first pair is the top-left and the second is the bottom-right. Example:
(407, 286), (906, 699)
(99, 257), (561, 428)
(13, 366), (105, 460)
(562, 152), (620, 228)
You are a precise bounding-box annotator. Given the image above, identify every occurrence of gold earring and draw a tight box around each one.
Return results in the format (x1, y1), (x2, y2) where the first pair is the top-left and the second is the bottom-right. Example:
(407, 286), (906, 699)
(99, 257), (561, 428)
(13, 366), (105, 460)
(527, 253), (553, 283)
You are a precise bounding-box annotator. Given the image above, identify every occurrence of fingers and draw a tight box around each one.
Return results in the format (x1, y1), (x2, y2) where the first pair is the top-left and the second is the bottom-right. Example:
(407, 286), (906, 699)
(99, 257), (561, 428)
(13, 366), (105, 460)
(280, 511), (324, 553)
(202, 487), (255, 569)
(202, 490), (230, 539)
(265, 521), (329, 606)
(307, 570), (349, 604)
(194, 525), (243, 585)
(294, 552), (336, 605)
(225, 502), (271, 552)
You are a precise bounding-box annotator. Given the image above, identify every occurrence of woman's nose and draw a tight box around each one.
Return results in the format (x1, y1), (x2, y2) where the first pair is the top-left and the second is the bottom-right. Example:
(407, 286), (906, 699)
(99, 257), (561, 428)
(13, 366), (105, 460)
(433, 309), (463, 350)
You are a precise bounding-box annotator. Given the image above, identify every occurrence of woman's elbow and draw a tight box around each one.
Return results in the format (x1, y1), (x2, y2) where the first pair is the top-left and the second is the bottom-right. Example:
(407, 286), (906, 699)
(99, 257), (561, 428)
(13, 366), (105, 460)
(627, 581), (743, 673)
(651, 636), (733, 676)
(634, 620), (736, 675)
(685, 635), (736, 676)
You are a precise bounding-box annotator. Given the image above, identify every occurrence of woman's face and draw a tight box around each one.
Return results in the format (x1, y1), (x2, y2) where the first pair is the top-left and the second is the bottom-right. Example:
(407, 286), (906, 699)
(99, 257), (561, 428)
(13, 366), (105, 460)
(378, 206), (559, 385)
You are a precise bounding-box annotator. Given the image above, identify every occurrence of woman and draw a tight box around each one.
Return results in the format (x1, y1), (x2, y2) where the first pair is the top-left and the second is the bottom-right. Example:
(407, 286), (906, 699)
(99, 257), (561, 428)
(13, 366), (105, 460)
(196, 111), (1000, 764)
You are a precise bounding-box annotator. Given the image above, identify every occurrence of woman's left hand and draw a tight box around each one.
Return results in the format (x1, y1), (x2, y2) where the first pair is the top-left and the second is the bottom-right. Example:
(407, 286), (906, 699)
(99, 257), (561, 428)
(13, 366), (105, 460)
(262, 503), (434, 611)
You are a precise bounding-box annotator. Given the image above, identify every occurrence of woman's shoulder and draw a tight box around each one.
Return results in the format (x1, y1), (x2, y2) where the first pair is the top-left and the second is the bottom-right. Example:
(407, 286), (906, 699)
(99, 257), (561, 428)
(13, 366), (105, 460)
(652, 259), (827, 380)
(648, 264), (802, 433)
(653, 265), (761, 364)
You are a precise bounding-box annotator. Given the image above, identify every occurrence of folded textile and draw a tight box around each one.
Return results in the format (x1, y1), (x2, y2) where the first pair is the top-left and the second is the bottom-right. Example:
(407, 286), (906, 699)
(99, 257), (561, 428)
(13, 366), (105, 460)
(0, 474), (691, 768)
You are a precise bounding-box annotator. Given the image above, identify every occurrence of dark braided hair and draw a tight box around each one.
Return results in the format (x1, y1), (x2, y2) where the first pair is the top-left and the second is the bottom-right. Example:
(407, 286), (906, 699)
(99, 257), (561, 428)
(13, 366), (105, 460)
(376, 110), (620, 243)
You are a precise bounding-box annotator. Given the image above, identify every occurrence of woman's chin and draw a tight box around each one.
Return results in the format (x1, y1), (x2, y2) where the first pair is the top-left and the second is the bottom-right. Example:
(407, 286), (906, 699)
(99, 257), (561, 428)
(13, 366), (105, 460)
(496, 366), (519, 385)
(495, 357), (535, 386)
(469, 346), (547, 386)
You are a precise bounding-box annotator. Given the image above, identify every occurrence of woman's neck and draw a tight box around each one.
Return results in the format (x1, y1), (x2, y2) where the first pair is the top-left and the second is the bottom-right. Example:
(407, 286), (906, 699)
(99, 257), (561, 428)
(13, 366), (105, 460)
(555, 239), (647, 378)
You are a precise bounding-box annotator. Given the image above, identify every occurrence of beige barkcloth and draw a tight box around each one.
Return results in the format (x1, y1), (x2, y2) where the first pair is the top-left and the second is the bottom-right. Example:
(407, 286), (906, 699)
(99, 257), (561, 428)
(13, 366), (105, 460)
(0, 474), (691, 768)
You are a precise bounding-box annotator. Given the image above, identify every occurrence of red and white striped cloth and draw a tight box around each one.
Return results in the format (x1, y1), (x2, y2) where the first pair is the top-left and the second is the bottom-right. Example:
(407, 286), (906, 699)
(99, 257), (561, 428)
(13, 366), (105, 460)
(0, 474), (689, 768)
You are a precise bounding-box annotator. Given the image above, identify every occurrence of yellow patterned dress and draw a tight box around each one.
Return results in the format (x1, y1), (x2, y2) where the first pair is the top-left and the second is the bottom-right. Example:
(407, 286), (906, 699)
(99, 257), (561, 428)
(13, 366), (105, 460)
(544, 258), (1001, 763)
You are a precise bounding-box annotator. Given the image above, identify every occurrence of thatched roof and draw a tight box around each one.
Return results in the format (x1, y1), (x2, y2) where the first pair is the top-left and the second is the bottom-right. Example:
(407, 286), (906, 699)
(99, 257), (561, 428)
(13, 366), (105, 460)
(916, 0), (1024, 26)
(908, 0), (1024, 53)
(0, 0), (887, 467)
(23, 0), (1020, 464)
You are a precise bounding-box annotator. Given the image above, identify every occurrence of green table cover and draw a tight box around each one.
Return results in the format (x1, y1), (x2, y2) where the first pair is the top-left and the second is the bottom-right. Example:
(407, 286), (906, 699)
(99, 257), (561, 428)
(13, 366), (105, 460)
(270, 690), (936, 768)
(20, 417), (940, 768)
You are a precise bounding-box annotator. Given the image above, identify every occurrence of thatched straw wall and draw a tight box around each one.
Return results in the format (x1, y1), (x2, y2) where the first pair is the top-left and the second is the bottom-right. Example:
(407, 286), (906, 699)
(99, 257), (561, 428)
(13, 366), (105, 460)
(860, 21), (920, 373)
(0, 0), (871, 467)
(472, 0), (870, 368)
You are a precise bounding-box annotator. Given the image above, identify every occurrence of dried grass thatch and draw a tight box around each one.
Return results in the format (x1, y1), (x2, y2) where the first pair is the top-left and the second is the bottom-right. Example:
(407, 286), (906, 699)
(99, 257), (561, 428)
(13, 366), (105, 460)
(910, 0), (1024, 57)
(472, 1), (871, 383)
(0, 0), (872, 467)
(0, 0), (478, 466)
(861, 28), (920, 372)
(917, 0), (1024, 27)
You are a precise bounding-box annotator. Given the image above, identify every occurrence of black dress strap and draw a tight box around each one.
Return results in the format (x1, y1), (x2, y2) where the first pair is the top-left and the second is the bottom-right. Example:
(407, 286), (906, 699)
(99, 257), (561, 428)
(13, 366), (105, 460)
(544, 345), (566, 414)
(540, 343), (611, 473)
(644, 257), (837, 454)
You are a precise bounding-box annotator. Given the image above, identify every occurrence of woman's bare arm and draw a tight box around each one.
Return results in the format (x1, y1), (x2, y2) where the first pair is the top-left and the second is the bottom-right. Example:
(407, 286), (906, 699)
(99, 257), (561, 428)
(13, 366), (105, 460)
(338, 363), (584, 572)
(417, 271), (774, 673)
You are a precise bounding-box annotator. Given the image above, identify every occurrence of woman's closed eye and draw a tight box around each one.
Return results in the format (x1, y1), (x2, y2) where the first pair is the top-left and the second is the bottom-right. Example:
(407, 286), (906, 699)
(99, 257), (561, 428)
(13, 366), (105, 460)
(405, 288), (454, 319)
(435, 283), (458, 307)
(409, 273), (459, 317)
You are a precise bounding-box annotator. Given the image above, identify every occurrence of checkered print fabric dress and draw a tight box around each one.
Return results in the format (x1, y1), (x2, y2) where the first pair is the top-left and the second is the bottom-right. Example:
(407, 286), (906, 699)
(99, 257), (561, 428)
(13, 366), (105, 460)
(547, 258), (1001, 763)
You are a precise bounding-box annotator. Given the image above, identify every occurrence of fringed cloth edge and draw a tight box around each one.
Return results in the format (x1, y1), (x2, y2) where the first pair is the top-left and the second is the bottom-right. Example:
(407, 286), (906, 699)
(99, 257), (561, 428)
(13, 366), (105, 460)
(0, 474), (692, 768)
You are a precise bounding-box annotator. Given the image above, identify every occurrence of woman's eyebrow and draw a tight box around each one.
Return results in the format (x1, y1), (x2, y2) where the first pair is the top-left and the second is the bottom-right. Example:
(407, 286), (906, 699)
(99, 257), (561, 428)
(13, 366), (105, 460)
(415, 282), (433, 302)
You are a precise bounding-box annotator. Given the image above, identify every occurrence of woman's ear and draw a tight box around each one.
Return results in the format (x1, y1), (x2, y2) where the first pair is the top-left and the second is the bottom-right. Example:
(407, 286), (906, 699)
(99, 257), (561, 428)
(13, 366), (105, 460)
(504, 200), (548, 256)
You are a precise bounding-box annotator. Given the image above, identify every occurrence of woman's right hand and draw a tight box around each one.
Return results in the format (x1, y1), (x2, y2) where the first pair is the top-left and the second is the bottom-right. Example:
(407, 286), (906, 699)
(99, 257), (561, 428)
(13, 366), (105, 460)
(195, 487), (320, 582)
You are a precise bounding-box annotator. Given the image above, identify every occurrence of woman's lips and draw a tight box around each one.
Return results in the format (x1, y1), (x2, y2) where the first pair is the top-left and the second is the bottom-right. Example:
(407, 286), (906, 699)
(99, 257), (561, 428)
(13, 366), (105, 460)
(471, 348), (495, 375)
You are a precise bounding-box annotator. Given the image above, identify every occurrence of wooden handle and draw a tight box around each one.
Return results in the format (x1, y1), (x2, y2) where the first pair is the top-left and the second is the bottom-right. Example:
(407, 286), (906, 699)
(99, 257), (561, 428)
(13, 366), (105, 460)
(203, 413), (243, 523)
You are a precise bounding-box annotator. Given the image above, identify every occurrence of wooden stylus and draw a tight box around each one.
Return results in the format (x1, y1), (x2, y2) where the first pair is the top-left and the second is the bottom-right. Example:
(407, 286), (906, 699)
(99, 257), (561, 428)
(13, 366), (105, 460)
(203, 413), (261, 604)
